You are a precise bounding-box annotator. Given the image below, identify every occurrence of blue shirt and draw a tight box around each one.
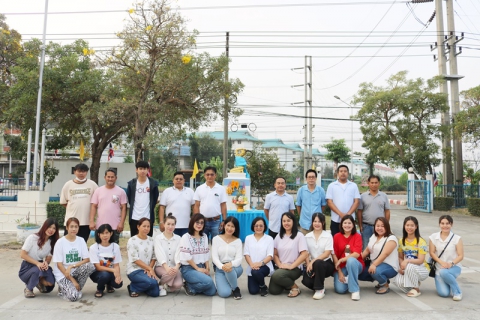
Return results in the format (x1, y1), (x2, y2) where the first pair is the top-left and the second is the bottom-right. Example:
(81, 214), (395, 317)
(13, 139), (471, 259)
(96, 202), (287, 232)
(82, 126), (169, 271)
(325, 180), (361, 223)
(296, 185), (326, 229)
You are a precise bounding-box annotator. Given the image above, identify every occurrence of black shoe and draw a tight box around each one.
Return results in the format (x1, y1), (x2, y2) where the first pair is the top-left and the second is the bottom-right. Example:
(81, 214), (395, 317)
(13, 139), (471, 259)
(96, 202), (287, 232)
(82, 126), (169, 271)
(260, 285), (269, 297)
(233, 287), (242, 300)
(183, 282), (195, 296)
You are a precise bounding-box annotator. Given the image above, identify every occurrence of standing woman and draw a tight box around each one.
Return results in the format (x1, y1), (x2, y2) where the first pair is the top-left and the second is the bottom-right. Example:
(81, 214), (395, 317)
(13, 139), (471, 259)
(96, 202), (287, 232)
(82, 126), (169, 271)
(19, 218), (59, 298)
(302, 213), (334, 300)
(154, 213), (183, 296)
(177, 213), (216, 296)
(126, 217), (158, 297)
(394, 216), (429, 297)
(332, 215), (365, 301)
(429, 215), (464, 301)
(89, 224), (123, 298)
(360, 217), (398, 294)
(212, 216), (243, 299)
(244, 217), (274, 296)
(52, 217), (95, 302)
(269, 212), (308, 298)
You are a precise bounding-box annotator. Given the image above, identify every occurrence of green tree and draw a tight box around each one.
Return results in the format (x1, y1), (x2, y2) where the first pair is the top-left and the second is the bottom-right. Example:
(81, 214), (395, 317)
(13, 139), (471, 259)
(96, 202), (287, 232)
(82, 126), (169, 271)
(199, 156), (224, 182)
(398, 172), (408, 187)
(188, 133), (223, 165)
(353, 71), (448, 178)
(3, 134), (26, 161)
(454, 85), (480, 146)
(323, 138), (350, 178)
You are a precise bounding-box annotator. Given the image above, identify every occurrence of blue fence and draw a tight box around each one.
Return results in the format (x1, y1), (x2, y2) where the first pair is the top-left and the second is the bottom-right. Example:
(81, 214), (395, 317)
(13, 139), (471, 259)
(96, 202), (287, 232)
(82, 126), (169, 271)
(434, 184), (480, 208)
(407, 180), (432, 213)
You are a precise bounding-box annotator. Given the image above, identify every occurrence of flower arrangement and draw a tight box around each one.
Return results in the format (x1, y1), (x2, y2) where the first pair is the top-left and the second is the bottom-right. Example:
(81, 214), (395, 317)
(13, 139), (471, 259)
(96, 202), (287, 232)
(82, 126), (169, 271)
(226, 180), (244, 196)
(232, 194), (248, 205)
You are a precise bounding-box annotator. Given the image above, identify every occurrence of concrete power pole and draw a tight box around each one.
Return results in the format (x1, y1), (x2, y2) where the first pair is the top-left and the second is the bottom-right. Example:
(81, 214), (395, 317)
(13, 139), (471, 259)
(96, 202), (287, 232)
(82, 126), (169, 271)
(222, 32), (230, 180)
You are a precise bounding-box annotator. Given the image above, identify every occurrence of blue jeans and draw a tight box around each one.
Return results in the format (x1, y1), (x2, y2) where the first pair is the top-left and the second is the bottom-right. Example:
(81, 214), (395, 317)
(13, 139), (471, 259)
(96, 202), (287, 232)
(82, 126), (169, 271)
(215, 266), (243, 298)
(174, 228), (189, 237)
(334, 258), (363, 294)
(127, 269), (159, 297)
(90, 270), (123, 292)
(248, 265), (270, 294)
(181, 264), (216, 296)
(358, 262), (397, 286)
(204, 219), (220, 241)
(435, 266), (462, 297)
(361, 224), (374, 250)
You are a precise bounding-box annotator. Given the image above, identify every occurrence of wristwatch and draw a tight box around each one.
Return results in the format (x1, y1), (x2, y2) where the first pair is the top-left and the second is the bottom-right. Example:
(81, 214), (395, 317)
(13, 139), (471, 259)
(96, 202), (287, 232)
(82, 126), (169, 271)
(451, 262), (455, 266)
(261, 261), (265, 266)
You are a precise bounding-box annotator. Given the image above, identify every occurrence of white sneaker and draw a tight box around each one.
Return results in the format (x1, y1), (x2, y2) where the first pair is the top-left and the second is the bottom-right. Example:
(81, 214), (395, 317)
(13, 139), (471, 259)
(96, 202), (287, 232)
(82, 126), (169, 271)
(159, 286), (167, 297)
(351, 292), (360, 301)
(453, 294), (462, 301)
(313, 289), (325, 300)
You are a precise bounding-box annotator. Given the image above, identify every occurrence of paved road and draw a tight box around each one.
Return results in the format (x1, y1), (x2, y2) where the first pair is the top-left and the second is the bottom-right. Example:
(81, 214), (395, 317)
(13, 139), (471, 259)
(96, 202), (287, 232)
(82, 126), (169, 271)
(1, 204), (479, 319)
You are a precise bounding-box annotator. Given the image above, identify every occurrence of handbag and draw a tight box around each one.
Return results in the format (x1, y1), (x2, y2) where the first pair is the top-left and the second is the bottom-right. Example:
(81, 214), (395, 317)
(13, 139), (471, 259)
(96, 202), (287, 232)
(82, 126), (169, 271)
(365, 236), (388, 268)
(428, 234), (454, 278)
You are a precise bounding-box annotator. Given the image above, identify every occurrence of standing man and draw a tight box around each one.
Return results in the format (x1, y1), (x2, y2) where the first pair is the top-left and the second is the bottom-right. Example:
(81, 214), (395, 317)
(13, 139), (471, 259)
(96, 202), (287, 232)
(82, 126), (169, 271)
(326, 165), (360, 237)
(296, 169), (326, 235)
(89, 169), (127, 244)
(357, 175), (390, 250)
(264, 177), (295, 239)
(126, 161), (160, 237)
(159, 172), (195, 237)
(193, 166), (227, 240)
(60, 163), (98, 243)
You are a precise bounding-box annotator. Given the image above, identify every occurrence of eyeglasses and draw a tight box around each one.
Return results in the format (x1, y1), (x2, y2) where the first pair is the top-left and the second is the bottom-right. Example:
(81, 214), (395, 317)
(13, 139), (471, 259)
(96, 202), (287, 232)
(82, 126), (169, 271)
(205, 173), (215, 176)
(254, 225), (264, 228)
(195, 221), (205, 225)
(306, 176), (316, 179)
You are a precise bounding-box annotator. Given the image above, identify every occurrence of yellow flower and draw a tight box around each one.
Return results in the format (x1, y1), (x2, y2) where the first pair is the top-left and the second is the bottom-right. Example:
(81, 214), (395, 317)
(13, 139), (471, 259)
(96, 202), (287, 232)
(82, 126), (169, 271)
(226, 186), (233, 195)
(83, 48), (89, 56)
(128, 8), (135, 14)
(145, 25), (152, 31)
(181, 55), (192, 64)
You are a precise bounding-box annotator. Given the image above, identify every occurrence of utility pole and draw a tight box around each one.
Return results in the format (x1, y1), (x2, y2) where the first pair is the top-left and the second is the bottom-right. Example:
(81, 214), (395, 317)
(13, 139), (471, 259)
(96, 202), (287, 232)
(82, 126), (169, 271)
(222, 32), (229, 180)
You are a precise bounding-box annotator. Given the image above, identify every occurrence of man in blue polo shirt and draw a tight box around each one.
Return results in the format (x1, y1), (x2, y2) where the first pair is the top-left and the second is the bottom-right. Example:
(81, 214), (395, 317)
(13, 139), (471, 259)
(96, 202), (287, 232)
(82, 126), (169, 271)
(296, 169), (326, 235)
(326, 165), (360, 237)
(264, 176), (295, 239)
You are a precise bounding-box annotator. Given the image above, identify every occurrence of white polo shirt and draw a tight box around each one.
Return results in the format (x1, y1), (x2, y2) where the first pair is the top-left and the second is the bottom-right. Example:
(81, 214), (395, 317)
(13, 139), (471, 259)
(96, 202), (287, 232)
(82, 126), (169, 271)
(159, 186), (195, 228)
(193, 182), (227, 218)
(326, 180), (361, 223)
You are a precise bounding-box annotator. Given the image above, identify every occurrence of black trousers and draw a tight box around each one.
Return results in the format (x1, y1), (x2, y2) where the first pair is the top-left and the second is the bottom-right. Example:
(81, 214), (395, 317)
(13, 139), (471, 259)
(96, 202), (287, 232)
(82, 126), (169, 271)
(302, 259), (335, 291)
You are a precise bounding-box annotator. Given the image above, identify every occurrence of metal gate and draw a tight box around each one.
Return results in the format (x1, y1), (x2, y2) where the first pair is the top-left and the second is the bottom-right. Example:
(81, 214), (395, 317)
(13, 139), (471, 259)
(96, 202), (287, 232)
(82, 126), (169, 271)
(407, 180), (432, 213)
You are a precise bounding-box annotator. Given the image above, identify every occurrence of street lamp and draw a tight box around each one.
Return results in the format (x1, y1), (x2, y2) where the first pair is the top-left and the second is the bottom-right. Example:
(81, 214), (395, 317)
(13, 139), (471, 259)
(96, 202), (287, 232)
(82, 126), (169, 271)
(334, 95), (354, 180)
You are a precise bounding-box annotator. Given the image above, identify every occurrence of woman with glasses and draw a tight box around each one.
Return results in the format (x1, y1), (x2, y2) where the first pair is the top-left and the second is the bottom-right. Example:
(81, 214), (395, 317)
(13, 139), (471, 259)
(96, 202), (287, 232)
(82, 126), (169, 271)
(177, 213), (216, 296)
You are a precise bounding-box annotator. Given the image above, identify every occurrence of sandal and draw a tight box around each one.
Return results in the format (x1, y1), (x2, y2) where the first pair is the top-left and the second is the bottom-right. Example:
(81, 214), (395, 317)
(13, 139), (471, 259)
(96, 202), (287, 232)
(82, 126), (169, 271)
(24, 288), (35, 298)
(107, 286), (115, 293)
(376, 286), (390, 294)
(288, 287), (301, 298)
(375, 279), (390, 289)
(95, 290), (104, 298)
(127, 285), (139, 298)
(36, 283), (48, 293)
(407, 288), (421, 297)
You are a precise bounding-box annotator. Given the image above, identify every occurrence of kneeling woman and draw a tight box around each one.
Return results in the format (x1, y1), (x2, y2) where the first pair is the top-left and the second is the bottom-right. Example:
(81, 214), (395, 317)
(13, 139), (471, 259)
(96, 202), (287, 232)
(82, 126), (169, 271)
(212, 216), (243, 299)
(302, 213), (334, 300)
(360, 217), (398, 294)
(177, 214), (216, 296)
(126, 218), (158, 297)
(19, 218), (59, 298)
(270, 212), (308, 298)
(89, 224), (123, 298)
(52, 218), (95, 302)
(332, 215), (365, 301)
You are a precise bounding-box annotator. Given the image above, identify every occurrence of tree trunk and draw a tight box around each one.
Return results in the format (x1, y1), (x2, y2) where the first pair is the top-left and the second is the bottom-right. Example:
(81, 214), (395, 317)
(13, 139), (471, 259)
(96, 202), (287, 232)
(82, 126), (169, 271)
(89, 145), (102, 184)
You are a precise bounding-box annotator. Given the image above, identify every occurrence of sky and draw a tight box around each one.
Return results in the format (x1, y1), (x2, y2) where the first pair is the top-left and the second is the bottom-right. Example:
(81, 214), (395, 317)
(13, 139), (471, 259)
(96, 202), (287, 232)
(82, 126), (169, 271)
(2, 0), (480, 161)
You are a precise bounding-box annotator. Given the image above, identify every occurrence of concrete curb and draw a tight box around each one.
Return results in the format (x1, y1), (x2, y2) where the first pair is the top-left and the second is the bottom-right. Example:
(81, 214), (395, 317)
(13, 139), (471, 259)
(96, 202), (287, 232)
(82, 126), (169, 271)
(389, 199), (407, 206)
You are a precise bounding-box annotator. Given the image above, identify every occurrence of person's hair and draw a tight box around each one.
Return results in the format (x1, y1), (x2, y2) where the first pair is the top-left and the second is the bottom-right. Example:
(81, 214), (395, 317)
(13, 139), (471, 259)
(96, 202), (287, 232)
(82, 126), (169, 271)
(305, 169), (317, 178)
(173, 172), (184, 179)
(275, 176), (286, 184)
(279, 212), (299, 239)
(367, 175), (381, 182)
(339, 215), (357, 235)
(204, 166), (217, 174)
(95, 224), (114, 244)
(165, 212), (177, 224)
(373, 217), (393, 237)
(401, 216), (421, 246)
(105, 168), (117, 176)
(439, 214), (453, 225)
(35, 218), (59, 255)
(136, 160), (150, 169)
(250, 217), (267, 233)
(221, 216), (240, 238)
(309, 213), (326, 231)
(188, 213), (205, 236)
(66, 217), (80, 228)
(137, 217), (151, 229)
(337, 164), (349, 173)
(74, 163), (89, 172)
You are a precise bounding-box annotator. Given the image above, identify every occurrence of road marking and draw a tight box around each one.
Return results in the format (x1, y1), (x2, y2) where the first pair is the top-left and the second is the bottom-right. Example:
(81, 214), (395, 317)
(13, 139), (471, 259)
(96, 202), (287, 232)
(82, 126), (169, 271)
(390, 285), (433, 311)
(0, 294), (24, 314)
(211, 295), (225, 315)
(463, 257), (480, 264)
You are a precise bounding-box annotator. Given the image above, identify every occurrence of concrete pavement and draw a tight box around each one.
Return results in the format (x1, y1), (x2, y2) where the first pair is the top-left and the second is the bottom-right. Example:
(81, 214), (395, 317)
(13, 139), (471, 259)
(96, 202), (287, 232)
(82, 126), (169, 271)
(1, 204), (479, 319)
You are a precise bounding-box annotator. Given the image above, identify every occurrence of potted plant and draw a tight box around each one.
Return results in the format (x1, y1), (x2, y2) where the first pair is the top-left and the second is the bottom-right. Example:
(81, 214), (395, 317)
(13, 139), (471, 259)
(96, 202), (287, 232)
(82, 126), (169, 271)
(15, 211), (41, 243)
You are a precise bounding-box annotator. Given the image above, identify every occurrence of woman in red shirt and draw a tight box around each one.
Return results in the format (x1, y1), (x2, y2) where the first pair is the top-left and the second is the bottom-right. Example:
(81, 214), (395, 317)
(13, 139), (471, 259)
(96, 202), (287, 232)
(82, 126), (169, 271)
(332, 215), (365, 301)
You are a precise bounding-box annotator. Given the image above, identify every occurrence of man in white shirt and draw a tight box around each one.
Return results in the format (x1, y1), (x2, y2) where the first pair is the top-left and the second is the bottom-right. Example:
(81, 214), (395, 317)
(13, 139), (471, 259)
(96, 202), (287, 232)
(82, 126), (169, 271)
(264, 177), (295, 239)
(193, 166), (227, 241)
(159, 172), (195, 236)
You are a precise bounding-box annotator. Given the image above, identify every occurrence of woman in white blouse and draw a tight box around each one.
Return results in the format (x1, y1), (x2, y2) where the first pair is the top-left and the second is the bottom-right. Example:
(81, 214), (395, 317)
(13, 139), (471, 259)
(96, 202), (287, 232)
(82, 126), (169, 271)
(177, 213), (216, 296)
(360, 217), (398, 294)
(429, 215), (464, 301)
(302, 213), (334, 300)
(212, 216), (243, 299)
(244, 217), (274, 297)
(154, 213), (182, 296)
(126, 218), (158, 297)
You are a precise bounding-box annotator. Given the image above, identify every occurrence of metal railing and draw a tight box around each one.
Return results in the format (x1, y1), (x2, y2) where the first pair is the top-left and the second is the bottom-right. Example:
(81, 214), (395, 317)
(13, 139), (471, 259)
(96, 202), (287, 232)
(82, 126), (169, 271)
(434, 184), (480, 207)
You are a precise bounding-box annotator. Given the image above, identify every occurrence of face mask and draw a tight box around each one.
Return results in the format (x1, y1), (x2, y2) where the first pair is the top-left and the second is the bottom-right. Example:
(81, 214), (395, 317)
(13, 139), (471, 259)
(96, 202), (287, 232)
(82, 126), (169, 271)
(75, 177), (87, 182)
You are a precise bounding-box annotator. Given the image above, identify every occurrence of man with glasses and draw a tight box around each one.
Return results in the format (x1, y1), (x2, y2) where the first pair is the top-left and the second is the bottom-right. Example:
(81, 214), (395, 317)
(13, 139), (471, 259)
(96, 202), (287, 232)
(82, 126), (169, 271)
(296, 169), (326, 235)
(264, 177), (295, 239)
(193, 166), (227, 241)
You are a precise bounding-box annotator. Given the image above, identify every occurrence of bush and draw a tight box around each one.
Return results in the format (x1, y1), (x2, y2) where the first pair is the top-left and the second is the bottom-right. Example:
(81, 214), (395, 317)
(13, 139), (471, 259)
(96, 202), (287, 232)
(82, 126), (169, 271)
(384, 184), (406, 192)
(46, 202), (66, 226)
(467, 198), (480, 217)
(434, 197), (454, 211)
